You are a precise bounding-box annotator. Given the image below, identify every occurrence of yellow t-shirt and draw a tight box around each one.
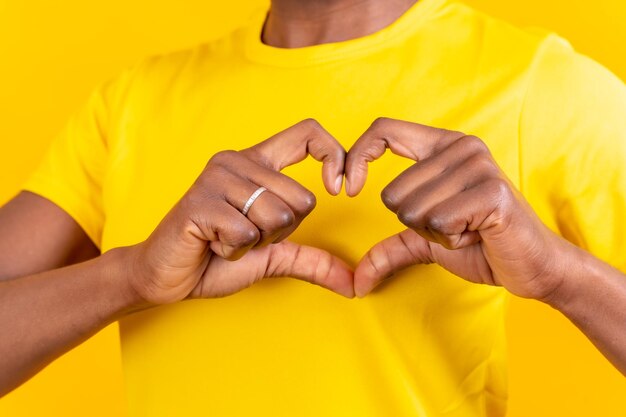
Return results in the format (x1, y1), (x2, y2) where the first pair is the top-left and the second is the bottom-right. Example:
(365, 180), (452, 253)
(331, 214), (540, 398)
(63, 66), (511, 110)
(22, 0), (626, 415)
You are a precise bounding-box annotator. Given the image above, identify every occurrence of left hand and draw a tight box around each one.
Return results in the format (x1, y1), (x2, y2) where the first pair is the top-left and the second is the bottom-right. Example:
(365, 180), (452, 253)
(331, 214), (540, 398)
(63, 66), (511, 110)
(345, 118), (574, 300)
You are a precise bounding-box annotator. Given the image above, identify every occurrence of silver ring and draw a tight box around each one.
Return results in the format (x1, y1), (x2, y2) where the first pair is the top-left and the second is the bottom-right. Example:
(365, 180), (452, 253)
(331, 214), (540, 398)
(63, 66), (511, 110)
(241, 186), (267, 216)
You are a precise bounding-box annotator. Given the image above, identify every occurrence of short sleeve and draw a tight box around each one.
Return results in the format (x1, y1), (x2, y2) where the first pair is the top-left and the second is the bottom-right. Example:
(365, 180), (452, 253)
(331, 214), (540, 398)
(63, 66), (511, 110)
(520, 35), (626, 271)
(21, 70), (133, 249)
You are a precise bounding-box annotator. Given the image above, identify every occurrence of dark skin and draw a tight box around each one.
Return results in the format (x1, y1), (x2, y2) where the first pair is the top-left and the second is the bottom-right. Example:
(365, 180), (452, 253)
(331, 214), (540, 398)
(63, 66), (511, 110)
(1, 0), (625, 397)
(0, 119), (354, 395)
(346, 119), (626, 376)
(263, 0), (418, 47)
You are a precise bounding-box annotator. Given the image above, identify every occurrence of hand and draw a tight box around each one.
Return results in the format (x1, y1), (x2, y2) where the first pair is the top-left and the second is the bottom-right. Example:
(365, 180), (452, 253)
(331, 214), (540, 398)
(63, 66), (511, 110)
(345, 118), (571, 301)
(128, 119), (354, 305)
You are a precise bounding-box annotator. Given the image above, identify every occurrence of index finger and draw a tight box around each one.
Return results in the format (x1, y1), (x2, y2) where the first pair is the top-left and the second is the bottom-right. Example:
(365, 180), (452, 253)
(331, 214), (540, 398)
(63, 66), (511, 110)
(240, 118), (347, 196)
(344, 118), (463, 196)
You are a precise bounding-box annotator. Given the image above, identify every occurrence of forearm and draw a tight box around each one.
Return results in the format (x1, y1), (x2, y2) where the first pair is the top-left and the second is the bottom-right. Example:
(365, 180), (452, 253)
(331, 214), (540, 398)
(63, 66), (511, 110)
(546, 242), (626, 375)
(0, 246), (145, 396)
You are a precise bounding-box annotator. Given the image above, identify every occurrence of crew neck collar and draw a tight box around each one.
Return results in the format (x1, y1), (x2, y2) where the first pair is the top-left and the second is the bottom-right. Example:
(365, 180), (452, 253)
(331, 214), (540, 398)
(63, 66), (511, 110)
(244, 0), (447, 67)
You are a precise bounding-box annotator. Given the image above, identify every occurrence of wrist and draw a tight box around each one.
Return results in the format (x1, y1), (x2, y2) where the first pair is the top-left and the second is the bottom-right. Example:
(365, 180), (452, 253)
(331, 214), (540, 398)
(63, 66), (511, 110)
(96, 246), (155, 317)
(538, 240), (597, 312)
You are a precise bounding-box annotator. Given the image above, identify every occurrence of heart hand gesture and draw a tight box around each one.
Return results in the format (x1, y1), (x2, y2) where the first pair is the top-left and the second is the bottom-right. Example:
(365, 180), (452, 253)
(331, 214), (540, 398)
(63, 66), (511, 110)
(130, 117), (573, 306)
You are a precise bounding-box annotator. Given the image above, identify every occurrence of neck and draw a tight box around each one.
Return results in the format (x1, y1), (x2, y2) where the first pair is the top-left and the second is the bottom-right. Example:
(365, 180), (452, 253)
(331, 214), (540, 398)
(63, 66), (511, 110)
(263, 0), (419, 48)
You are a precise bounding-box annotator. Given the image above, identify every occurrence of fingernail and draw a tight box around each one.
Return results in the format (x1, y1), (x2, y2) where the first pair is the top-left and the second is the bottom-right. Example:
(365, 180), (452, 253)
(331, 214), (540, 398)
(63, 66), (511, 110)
(354, 286), (366, 298)
(334, 176), (343, 195)
(345, 177), (353, 196)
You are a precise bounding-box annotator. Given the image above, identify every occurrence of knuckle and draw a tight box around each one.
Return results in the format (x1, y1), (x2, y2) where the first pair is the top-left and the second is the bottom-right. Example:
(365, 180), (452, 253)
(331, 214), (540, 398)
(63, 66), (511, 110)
(330, 145), (347, 161)
(274, 209), (296, 230)
(208, 149), (239, 168)
(232, 223), (260, 247)
(397, 205), (420, 228)
(423, 209), (458, 238)
(314, 251), (334, 285)
(260, 207), (296, 233)
(195, 167), (229, 193)
(459, 135), (489, 155)
(182, 215), (204, 238)
(483, 178), (516, 214)
(298, 191), (317, 214)
(487, 177), (513, 200)
(182, 192), (202, 212)
(424, 213), (445, 234)
(380, 186), (400, 211)
(300, 118), (323, 132)
(466, 153), (498, 176)
(371, 117), (391, 132)
(366, 245), (391, 277)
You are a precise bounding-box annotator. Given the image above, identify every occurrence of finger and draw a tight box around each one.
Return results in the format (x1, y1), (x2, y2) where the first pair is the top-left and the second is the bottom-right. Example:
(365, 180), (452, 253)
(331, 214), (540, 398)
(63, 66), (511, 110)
(241, 119), (347, 195)
(266, 241), (355, 298)
(353, 229), (432, 297)
(345, 118), (464, 196)
(380, 138), (494, 211)
(403, 178), (514, 251)
(184, 199), (260, 260)
(238, 162), (316, 243)
(218, 173), (297, 248)
(391, 157), (496, 246)
(211, 152), (317, 232)
(354, 229), (492, 298)
(191, 241), (355, 299)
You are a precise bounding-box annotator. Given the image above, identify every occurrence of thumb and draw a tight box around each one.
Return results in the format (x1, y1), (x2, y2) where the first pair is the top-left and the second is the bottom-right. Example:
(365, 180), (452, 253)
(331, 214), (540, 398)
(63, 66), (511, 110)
(266, 241), (355, 298)
(241, 119), (346, 196)
(354, 229), (434, 297)
(355, 229), (494, 297)
(192, 241), (355, 299)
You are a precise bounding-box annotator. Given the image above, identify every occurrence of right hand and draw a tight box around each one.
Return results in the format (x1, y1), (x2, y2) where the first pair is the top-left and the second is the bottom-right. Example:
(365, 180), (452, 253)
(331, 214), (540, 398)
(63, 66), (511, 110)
(127, 119), (354, 305)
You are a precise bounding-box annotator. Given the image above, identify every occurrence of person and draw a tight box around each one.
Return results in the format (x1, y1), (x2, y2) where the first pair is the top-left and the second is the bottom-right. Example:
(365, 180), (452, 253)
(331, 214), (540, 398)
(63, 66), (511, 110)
(1, 0), (625, 415)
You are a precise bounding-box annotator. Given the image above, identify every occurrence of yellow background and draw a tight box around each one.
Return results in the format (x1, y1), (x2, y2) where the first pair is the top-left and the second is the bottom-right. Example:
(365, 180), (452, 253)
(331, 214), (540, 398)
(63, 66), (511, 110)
(0, 0), (624, 415)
